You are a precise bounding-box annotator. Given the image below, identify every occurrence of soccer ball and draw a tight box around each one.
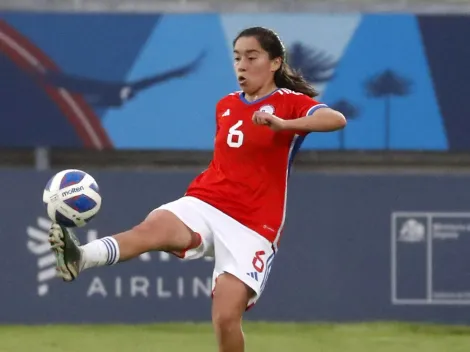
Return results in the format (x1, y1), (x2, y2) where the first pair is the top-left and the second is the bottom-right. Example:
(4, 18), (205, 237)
(42, 169), (102, 228)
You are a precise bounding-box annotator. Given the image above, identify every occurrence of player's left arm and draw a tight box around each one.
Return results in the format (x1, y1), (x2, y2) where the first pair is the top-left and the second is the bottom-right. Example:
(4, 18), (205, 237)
(283, 104), (346, 132)
(252, 94), (346, 133)
(283, 95), (346, 132)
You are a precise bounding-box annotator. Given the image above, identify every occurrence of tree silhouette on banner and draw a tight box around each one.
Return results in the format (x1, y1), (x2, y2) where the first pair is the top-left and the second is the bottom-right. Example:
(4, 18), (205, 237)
(365, 69), (412, 149)
(287, 42), (336, 83)
(330, 99), (360, 150)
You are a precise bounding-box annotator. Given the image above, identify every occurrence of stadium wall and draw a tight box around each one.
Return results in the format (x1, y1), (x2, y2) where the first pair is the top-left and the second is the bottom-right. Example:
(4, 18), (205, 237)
(3, 169), (470, 324)
(1, 12), (470, 151)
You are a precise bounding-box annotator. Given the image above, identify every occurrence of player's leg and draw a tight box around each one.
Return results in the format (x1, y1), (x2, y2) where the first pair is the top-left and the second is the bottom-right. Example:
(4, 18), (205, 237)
(204, 206), (275, 351)
(211, 273), (253, 352)
(49, 197), (212, 281)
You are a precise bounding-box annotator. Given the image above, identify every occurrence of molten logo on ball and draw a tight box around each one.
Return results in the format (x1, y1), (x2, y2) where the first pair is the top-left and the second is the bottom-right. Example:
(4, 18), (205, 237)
(62, 186), (84, 198)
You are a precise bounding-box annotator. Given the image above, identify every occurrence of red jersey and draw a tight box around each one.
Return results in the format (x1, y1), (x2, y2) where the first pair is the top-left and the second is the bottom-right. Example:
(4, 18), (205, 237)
(185, 88), (328, 247)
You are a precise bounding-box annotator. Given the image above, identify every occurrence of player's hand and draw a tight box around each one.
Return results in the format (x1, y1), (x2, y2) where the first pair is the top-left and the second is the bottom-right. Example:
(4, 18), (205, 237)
(252, 111), (287, 132)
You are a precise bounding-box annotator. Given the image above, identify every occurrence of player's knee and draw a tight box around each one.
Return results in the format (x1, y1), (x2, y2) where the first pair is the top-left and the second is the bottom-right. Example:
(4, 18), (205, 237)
(212, 308), (242, 334)
(131, 220), (155, 240)
(133, 210), (190, 249)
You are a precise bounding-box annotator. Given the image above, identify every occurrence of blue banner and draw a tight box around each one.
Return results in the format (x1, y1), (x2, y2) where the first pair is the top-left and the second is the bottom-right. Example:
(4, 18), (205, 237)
(0, 13), (468, 150)
(2, 169), (470, 324)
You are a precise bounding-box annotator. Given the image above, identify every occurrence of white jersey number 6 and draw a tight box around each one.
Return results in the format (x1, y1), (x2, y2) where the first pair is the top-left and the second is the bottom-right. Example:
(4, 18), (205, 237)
(227, 120), (244, 148)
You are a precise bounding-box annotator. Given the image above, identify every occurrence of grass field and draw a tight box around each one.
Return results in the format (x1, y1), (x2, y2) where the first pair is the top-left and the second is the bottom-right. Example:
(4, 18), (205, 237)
(2, 322), (470, 352)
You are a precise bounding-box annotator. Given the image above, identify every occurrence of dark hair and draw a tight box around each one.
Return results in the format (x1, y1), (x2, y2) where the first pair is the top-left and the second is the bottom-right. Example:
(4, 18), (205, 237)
(233, 27), (318, 98)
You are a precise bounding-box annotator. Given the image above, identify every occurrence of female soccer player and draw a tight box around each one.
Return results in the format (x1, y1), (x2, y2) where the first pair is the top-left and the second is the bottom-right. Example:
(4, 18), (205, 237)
(49, 26), (346, 352)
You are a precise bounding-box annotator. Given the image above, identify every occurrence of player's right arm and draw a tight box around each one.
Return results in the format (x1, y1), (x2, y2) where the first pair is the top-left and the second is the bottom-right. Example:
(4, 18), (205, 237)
(214, 100), (222, 144)
(213, 94), (233, 143)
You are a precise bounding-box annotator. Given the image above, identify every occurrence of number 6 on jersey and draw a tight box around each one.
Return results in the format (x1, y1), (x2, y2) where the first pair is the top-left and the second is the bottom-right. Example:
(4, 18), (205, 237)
(227, 120), (244, 148)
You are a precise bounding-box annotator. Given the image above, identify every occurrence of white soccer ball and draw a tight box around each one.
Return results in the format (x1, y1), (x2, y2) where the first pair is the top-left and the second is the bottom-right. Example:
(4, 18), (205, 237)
(42, 169), (102, 228)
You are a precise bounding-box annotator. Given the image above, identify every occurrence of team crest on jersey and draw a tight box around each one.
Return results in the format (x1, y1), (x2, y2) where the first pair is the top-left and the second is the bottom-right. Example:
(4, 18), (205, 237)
(259, 105), (275, 114)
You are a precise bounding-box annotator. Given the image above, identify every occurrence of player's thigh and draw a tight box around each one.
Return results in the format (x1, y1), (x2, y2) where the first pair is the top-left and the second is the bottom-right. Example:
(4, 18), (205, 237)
(211, 215), (276, 309)
(152, 196), (214, 259)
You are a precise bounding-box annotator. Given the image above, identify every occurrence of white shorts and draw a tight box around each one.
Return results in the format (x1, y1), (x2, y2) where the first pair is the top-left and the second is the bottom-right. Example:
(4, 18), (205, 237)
(155, 196), (276, 308)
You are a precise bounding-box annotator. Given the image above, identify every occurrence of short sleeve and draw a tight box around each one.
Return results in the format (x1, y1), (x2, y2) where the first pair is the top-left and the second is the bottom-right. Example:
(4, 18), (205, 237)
(285, 93), (329, 136)
(292, 94), (329, 119)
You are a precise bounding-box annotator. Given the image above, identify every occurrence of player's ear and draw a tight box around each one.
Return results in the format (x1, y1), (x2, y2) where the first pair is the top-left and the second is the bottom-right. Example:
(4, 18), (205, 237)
(270, 57), (282, 72)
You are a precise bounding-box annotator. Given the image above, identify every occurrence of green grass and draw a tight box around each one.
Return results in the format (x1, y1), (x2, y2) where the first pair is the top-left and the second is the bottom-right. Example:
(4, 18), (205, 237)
(2, 322), (470, 352)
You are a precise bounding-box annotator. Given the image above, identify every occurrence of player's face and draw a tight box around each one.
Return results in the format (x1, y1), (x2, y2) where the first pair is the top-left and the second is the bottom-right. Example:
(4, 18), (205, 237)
(233, 36), (281, 95)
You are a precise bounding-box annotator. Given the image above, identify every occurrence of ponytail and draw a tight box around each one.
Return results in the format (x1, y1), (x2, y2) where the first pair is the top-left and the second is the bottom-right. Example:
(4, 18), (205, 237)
(274, 63), (318, 98)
